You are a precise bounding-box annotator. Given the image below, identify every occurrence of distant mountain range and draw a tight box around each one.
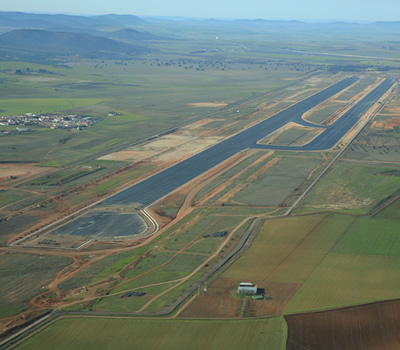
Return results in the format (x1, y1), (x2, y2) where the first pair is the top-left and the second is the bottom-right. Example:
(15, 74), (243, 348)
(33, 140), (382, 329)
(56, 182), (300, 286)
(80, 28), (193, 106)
(1, 11), (400, 62)
(2, 11), (400, 37)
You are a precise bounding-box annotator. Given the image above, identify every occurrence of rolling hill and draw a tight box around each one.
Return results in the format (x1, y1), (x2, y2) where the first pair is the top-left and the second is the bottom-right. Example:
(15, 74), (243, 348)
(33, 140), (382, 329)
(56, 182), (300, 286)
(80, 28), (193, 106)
(0, 29), (150, 61)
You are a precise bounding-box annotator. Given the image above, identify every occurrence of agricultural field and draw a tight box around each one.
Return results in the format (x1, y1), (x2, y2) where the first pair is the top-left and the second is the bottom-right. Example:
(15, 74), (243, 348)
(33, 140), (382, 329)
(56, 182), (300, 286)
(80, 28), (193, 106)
(374, 197), (400, 220)
(184, 200), (400, 318)
(0, 254), (73, 318)
(286, 299), (400, 350)
(285, 252), (400, 313)
(15, 317), (286, 350)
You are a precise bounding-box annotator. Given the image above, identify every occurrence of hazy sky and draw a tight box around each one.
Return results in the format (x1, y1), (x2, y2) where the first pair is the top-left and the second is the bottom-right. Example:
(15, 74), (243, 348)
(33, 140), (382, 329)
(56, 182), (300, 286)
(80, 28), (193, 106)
(1, 0), (400, 22)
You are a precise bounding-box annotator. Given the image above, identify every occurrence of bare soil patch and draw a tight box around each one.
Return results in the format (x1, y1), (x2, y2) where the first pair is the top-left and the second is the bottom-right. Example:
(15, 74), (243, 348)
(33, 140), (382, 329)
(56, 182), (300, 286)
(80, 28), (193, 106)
(286, 299), (400, 350)
(247, 281), (301, 317)
(380, 105), (400, 114)
(309, 184), (372, 210)
(178, 277), (241, 318)
(187, 102), (228, 108)
(99, 133), (223, 165)
(0, 163), (50, 184)
(370, 117), (400, 130)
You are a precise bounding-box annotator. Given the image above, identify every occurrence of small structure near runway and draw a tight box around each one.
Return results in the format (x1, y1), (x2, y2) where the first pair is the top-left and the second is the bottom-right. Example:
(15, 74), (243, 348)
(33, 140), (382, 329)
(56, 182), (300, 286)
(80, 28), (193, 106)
(237, 282), (266, 299)
(237, 282), (258, 296)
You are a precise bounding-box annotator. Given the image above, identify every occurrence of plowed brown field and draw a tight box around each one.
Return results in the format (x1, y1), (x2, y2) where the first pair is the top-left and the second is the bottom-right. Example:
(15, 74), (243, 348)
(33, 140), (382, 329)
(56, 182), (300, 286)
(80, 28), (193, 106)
(286, 299), (400, 350)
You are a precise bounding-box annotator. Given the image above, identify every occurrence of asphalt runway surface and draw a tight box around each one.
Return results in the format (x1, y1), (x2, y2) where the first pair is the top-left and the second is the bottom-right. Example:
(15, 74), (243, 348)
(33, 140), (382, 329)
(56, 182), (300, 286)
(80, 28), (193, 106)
(254, 78), (394, 151)
(50, 211), (147, 238)
(102, 76), (395, 207)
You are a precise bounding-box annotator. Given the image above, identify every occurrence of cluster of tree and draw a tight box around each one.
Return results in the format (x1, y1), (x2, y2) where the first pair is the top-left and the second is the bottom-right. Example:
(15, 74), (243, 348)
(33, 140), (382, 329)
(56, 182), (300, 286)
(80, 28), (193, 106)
(328, 64), (395, 73)
(13, 67), (59, 75)
(143, 58), (314, 72)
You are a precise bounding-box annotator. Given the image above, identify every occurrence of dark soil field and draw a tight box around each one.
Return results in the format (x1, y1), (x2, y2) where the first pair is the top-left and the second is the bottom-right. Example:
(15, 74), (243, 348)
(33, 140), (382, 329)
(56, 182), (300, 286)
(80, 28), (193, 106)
(285, 299), (400, 350)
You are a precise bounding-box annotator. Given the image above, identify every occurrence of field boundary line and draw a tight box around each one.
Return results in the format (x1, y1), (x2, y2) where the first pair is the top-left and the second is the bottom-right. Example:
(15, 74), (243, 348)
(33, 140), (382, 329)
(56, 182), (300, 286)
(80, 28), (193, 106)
(283, 296), (400, 318)
(264, 214), (329, 280)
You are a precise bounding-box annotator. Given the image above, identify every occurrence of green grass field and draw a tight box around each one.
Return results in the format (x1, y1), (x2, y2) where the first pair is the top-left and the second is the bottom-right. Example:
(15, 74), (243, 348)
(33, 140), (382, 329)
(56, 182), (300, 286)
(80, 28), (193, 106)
(260, 126), (322, 146)
(231, 154), (324, 206)
(89, 282), (178, 313)
(305, 102), (344, 124)
(332, 217), (400, 256)
(300, 163), (400, 214)
(223, 214), (354, 284)
(58, 248), (148, 293)
(0, 98), (105, 115)
(0, 189), (34, 208)
(220, 204), (400, 314)
(15, 317), (286, 350)
(374, 197), (400, 221)
(284, 253), (400, 313)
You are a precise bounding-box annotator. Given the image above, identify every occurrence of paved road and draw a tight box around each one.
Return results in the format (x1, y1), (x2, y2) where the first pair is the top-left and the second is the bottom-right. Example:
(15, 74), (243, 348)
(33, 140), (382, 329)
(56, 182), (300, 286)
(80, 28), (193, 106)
(104, 76), (390, 207)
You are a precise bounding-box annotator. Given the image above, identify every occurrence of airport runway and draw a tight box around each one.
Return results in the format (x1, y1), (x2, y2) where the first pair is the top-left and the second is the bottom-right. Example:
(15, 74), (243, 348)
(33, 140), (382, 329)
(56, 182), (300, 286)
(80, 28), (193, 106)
(102, 76), (395, 207)
(254, 78), (393, 151)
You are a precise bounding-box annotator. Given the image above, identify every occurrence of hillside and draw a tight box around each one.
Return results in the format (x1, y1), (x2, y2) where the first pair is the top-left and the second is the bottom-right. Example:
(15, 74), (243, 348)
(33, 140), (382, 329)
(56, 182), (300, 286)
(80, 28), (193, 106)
(107, 28), (167, 41)
(0, 29), (149, 61)
(0, 11), (146, 33)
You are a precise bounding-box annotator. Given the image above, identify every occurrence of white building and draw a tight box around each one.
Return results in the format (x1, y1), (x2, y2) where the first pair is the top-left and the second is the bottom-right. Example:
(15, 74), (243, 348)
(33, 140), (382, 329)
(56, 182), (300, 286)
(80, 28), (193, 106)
(237, 282), (258, 295)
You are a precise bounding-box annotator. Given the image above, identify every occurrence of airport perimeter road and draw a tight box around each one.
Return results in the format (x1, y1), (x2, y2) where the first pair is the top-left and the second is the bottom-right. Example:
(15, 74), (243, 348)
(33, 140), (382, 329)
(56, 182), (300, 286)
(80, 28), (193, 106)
(102, 77), (361, 207)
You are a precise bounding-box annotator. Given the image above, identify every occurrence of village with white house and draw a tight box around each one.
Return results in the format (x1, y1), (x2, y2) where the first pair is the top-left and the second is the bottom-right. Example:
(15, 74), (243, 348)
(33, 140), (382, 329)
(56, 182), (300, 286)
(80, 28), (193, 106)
(0, 113), (102, 135)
